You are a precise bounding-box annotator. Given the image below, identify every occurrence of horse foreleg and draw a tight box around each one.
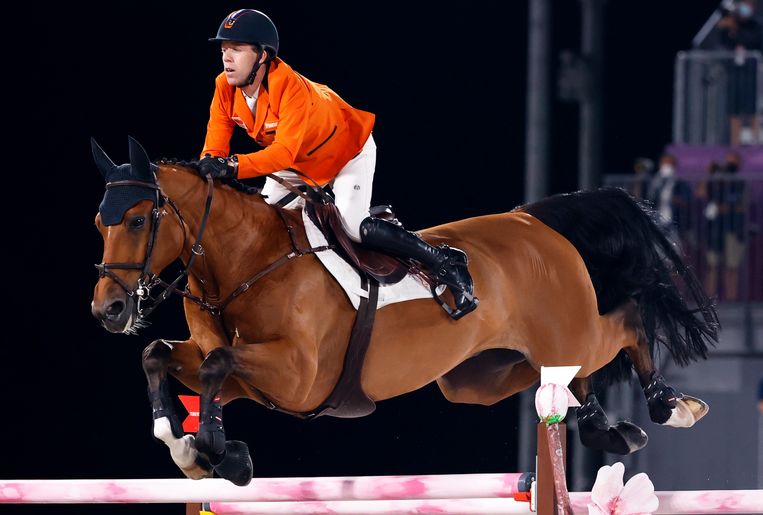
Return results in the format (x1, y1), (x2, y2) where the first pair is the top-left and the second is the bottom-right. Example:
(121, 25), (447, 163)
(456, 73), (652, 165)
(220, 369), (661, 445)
(141, 339), (212, 479)
(570, 377), (647, 455)
(623, 332), (709, 428)
(195, 347), (253, 486)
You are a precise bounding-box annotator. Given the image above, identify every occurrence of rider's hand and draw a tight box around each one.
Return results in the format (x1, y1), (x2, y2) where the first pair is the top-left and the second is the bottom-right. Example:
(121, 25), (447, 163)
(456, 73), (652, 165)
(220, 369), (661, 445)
(198, 154), (238, 179)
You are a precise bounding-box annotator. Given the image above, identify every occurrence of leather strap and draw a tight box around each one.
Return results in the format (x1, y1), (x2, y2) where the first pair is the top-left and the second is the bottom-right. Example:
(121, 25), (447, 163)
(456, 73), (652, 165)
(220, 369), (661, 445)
(259, 275), (379, 420)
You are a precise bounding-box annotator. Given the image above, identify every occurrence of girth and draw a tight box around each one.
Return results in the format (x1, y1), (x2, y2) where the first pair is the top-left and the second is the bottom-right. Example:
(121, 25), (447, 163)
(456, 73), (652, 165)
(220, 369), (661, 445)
(252, 275), (380, 420)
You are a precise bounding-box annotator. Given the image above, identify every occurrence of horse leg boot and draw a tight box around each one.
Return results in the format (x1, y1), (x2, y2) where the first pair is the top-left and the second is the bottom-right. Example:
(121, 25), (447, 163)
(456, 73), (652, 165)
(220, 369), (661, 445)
(623, 328), (709, 428)
(570, 377), (647, 455)
(359, 217), (478, 319)
(195, 347), (253, 486)
(142, 339), (212, 479)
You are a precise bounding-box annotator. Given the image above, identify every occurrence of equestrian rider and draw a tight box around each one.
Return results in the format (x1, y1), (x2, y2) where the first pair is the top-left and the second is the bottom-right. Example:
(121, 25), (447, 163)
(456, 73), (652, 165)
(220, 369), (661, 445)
(198, 9), (477, 318)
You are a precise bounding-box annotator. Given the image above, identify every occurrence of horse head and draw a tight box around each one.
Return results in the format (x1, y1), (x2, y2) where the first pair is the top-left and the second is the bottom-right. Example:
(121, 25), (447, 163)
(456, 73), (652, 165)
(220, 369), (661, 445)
(90, 137), (186, 334)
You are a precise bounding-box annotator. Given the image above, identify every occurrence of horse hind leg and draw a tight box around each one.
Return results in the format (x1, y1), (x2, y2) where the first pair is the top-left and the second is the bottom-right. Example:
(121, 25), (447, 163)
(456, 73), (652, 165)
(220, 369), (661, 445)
(142, 339), (212, 479)
(571, 376), (648, 455)
(622, 303), (709, 428)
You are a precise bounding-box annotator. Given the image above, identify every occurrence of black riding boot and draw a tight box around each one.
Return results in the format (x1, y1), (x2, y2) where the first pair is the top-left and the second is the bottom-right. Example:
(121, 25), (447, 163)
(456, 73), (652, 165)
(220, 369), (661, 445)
(359, 217), (478, 319)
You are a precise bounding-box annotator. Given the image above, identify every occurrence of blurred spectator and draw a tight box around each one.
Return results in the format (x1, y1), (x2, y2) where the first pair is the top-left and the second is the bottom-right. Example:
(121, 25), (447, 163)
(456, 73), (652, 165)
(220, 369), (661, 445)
(696, 151), (748, 300)
(646, 153), (692, 247)
(717, 0), (762, 145)
(630, 157), (654, 199)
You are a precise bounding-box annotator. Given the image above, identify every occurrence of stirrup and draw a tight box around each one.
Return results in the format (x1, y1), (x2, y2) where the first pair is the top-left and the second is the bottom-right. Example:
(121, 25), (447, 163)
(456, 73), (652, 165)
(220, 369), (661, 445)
(430, 283), (479, 320)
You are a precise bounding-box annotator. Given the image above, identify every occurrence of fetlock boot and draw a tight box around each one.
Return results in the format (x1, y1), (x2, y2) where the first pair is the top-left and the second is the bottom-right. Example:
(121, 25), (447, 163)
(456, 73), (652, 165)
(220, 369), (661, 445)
(359, 217), (478, 318)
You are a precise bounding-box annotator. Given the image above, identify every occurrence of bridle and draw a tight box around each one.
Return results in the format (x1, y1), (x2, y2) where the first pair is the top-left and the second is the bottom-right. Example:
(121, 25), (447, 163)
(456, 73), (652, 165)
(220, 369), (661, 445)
(95, 174), (215, 319)
(95, 172), (333, 322)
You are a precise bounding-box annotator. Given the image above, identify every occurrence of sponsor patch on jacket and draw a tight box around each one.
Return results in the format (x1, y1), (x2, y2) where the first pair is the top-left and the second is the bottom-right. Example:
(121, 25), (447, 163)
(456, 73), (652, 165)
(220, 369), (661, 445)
(264, 121), (278, 129)
(231, 116), (249, 130)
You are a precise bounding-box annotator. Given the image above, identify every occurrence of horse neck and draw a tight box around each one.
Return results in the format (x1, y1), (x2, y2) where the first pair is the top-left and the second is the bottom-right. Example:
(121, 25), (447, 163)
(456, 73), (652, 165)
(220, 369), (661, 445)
(155, 165), (288, 294)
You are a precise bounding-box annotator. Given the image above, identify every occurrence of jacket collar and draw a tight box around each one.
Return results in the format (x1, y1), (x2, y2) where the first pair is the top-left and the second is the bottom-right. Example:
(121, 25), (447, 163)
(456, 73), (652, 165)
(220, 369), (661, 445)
(231, 61), (271, 134)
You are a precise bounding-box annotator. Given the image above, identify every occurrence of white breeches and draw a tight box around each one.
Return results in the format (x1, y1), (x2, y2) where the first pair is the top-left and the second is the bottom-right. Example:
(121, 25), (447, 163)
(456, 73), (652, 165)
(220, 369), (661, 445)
(261, 134), (376, 242)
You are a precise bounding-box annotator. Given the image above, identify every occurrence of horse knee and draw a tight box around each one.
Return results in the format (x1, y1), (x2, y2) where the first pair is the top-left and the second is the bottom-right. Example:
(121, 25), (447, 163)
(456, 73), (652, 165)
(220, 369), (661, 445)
(199, 347), (234, 385)
(142, 339), (174, 376)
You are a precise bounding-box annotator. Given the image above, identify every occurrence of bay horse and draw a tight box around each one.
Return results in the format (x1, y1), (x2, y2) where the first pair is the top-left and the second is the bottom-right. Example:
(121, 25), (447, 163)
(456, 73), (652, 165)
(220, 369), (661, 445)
(91, 138), (718, 486)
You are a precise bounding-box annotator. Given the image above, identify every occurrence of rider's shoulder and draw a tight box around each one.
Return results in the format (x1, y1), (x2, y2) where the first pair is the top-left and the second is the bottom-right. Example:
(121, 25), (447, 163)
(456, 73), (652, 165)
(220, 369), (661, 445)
(267, 57), (298, 83)
(267, 58), (311, 93)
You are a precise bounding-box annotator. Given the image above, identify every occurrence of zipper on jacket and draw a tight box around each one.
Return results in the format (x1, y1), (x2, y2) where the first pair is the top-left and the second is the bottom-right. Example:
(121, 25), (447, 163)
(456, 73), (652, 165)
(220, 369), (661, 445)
(306, 125), (337, 156)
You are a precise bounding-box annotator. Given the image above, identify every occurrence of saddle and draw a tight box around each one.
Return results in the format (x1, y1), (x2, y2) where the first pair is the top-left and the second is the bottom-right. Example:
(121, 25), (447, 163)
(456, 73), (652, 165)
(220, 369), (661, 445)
(257, 187), (434, 420)
(305, 201), (430, 286)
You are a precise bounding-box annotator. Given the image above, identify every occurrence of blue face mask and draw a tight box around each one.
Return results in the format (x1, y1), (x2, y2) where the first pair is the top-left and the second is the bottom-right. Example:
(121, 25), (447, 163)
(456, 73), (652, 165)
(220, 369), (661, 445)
(738, 3), (753, 18)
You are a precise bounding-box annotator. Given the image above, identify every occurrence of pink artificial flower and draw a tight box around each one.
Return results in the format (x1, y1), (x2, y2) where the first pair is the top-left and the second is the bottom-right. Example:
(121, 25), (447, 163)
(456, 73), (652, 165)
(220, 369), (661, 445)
(588, 462), (658, 515)
(535, 383), (571, 422)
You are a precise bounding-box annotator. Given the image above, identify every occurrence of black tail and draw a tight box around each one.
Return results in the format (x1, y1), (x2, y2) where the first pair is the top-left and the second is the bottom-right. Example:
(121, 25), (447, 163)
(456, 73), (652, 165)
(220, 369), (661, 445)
(518, 187), (719, 384)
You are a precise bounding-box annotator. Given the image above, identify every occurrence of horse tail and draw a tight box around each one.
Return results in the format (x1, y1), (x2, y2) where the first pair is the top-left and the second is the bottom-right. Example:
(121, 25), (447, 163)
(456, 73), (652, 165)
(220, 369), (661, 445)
(517, 187), (719, 384)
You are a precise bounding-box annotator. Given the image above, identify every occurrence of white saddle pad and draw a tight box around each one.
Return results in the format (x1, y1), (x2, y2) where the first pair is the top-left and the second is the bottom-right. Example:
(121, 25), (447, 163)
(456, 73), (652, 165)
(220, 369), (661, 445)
(301, 209), (442, 310)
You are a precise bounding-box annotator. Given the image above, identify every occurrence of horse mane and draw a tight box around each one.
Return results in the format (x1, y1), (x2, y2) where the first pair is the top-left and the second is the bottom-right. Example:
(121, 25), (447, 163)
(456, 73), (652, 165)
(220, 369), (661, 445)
(156, 158), (262, 196)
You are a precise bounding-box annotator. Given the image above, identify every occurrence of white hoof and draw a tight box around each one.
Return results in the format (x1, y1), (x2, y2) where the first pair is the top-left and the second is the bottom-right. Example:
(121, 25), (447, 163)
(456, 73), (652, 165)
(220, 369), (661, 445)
(176, 435), (213, 480)
(664, 395), (709, 428)
(153, 417), (210, 479)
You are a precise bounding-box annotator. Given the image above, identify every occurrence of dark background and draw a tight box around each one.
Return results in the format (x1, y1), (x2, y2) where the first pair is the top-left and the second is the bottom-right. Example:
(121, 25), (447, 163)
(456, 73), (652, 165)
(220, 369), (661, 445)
(10, 1), (719, 513)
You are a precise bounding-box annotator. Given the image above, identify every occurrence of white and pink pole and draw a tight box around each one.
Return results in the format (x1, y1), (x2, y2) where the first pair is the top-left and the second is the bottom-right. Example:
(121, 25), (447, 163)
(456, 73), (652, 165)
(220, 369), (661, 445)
(0, 473), (530, 504)
(208, 497), (531, 514)
(569, 490), (763, 514)
(2, 477), (762, 514)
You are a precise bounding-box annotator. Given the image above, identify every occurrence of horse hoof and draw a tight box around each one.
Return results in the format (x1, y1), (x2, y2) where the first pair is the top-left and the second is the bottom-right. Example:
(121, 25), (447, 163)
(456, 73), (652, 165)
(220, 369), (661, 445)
(579, 420), (647, 455)
(610, 421), (648, 455)
(169, 434), (211, 479)
(214, 440), (253, 486)
(181, 443), (214, 480)
(663, 395), (709, 428)
(182, 457), (214, 480)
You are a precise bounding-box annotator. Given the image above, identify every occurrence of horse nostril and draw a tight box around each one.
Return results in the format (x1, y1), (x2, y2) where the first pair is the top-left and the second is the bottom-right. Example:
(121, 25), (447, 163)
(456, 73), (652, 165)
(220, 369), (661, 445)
(105, 300), (125, 320)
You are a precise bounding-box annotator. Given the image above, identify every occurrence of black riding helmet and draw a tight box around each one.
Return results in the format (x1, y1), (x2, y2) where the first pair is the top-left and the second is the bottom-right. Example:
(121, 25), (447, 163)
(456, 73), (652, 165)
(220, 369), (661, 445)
(210, 9), (279, 62)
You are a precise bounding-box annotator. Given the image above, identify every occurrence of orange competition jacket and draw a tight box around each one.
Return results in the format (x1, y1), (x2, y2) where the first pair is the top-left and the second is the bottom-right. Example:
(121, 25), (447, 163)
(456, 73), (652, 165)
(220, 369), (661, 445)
(201, 58), (375, 185)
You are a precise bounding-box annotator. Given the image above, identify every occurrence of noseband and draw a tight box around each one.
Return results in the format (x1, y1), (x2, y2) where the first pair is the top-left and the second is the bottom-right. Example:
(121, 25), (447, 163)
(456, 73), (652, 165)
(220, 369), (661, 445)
(95, 175), (215, 319)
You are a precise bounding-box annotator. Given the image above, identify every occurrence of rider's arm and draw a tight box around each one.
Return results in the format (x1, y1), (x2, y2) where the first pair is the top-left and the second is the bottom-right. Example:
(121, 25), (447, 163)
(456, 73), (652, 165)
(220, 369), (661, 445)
(201, 76), (235, 158)
(234, 75), (310, 179)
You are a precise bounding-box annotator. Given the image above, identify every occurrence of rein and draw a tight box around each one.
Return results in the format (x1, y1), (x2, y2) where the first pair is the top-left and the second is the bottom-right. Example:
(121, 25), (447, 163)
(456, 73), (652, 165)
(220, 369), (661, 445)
(96, 172), (333, 322)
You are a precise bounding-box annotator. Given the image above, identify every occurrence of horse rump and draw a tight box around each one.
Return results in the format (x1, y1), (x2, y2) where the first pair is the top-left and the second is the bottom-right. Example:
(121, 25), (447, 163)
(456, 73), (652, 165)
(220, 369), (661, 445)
(516, 187), (719, 384)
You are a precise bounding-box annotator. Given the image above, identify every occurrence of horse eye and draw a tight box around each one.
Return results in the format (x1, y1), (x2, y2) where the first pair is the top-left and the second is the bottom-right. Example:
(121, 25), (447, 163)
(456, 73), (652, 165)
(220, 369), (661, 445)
(130, 216), (146, 229)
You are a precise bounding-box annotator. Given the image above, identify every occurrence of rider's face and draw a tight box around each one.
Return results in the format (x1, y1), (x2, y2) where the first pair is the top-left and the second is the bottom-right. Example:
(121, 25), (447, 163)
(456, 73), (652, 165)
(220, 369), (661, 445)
(221, 42), (261, 87)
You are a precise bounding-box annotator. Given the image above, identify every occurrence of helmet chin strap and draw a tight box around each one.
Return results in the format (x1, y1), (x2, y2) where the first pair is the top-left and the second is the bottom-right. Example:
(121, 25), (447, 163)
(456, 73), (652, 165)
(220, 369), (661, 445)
(245, 50), (264, 85)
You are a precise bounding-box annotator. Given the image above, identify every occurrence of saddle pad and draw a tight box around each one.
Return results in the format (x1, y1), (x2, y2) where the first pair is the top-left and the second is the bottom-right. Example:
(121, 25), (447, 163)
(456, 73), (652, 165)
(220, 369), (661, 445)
(302, 209), (443, 310)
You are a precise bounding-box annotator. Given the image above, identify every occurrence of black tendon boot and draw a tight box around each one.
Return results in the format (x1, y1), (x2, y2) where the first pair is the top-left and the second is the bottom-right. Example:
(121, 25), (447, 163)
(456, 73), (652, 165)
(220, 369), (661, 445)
(360, 217), (478, 319)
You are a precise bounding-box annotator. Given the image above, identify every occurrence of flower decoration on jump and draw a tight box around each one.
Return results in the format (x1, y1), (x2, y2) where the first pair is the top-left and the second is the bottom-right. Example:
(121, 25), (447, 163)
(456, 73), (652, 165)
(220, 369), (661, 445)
(534, 366), (582, 515)
(535, 366), (581, 424)
(587, 461), (658, 515)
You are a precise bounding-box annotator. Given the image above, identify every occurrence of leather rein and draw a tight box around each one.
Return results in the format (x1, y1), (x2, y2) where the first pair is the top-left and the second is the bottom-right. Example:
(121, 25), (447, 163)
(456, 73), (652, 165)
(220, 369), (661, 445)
(95, 173), (333, 322)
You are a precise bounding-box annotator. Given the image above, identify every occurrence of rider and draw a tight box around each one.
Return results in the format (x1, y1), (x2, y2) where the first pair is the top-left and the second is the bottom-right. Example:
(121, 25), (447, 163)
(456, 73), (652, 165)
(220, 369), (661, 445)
(198, 9), (477, 318)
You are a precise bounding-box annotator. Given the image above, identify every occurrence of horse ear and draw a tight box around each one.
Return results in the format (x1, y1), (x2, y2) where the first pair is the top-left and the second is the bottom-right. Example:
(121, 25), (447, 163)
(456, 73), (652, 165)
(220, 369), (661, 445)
(128, 136), (153, 182)
(91, 138), (116, 180)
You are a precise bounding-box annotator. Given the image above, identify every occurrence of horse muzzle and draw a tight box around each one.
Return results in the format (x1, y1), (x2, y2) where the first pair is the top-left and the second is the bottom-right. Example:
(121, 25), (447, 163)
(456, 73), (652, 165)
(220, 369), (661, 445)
(92, 293), (137, 333)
